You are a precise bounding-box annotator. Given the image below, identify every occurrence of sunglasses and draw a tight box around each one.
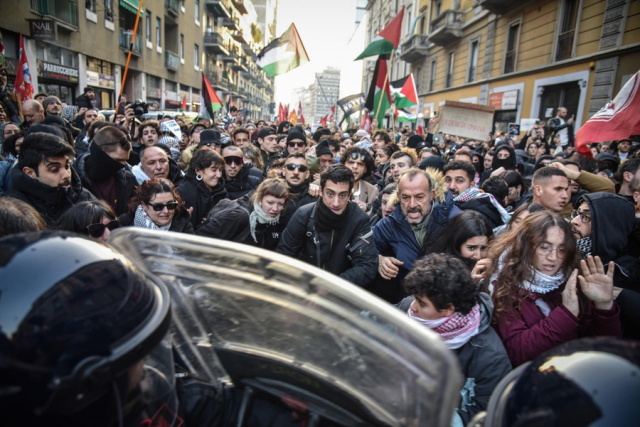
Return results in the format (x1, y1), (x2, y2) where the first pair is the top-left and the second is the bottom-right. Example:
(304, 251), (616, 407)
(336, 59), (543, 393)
(224, 155), (243, 166)
(285, 163), (309, 172)
(287, 141), (306, 148)
(147, 201), (179, 211)
(349, 152), (367, 161)
(87, 219), (120, 238)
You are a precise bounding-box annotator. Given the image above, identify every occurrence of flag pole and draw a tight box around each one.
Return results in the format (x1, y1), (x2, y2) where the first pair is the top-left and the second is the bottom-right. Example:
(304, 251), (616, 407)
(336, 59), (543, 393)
(120, 0), (145, 103)
(375, 49), (395, 129)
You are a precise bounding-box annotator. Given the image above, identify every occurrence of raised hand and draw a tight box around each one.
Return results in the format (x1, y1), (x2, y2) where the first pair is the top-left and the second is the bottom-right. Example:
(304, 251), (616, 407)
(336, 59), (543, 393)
(562, 269), (580, 316)
(578, 255), (615, 310)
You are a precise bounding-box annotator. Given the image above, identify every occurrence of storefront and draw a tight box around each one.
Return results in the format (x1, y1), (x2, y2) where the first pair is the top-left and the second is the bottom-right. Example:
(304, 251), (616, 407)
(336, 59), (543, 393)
(489, 85), (522, 135)
(86, 57), (116, 109)
(36, 60), (79, 105)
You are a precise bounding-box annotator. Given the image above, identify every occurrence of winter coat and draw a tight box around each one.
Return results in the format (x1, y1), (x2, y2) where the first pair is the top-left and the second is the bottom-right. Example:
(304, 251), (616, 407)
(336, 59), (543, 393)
(196, 195), (294, 251)
(176, 172), (228, 229)
(276, 200), (378, 286)
(131, 157), (185, 186)
(288, 181), (318, 212)
(372, 201), (454, 281)
(494, 285), (621, 367)
(119, 207), (194, 234)
(224, 163), (263, 200)
(6, 165), (95, 225)
(397, 293), (511, 424)
(260, 149), (281, 173)
(75, 145), (138, 216)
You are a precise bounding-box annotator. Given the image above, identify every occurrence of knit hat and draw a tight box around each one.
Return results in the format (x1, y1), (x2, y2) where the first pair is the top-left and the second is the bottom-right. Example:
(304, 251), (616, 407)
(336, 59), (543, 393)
(418, 155), (445, 172)
(83, 86), (95, 94)
(315, 139), (333, 157)
(286, 131), (306, 143)
(257, 126), (277, 140)
(42, 96), (62, 111)
(407, 134), (425, 149)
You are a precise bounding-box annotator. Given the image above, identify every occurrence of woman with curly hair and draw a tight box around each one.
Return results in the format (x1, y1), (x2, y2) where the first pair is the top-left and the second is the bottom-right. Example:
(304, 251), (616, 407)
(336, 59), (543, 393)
(120, 178), (194, 233)
(484, 210), (621, 366)
(398, 253), (511, 425)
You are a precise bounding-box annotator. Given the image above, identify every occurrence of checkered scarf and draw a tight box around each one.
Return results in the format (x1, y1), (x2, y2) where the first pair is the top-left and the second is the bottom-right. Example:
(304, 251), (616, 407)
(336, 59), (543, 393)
(408, 304), (481, 349)
(454, 187), (511, 224)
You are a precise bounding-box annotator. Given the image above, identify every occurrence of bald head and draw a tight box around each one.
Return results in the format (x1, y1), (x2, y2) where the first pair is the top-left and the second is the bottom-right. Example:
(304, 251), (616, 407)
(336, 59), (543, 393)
(23, 99), (45, 126)
(140, 146), (170, 180)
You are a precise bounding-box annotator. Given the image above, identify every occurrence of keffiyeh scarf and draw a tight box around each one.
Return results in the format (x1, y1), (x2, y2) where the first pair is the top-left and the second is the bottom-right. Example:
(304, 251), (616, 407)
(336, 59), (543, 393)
(133, 205), (171, 231)
(454, 187), (511, 224)
(408, 304), (481, 349)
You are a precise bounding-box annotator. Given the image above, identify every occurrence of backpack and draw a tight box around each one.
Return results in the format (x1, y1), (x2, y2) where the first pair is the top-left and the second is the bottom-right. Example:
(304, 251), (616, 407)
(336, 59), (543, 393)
(197, 198), (251, 242)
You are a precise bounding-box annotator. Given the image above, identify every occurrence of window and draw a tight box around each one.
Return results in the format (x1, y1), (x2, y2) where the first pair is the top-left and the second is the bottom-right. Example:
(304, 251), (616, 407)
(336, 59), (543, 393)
(504, 22), (520, 74)
(194, 44), (200, 68)
(156, 17), (161, 47)
(468, 40), (478, 82)
(406, 5), (412, 35)
(556, 0), (579, 61)
(86, 0), (95, 12)
(180, 34), (184, 60)
(105, 0), (113, 21)
(146, 12), (151, 42)
(429, 60), (436, 92)
(446, 51), (454, 88)
(195, 0), (200, 23)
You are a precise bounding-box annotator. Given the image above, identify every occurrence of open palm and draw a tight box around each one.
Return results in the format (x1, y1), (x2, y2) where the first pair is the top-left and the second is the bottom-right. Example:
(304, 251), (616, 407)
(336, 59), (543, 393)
(578, 256), (615, 309)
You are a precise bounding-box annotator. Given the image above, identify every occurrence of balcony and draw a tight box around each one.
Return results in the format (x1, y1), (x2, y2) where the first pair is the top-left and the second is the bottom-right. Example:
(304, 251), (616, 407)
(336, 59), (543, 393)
(399, 34), (429, 63)
(165, 0), (179, 17)
(219, 17), (239, 31)
(165, 50), (179, 71)
(232, 30), (249, 45)
(478, 0), (517, 15)
(207, 72), (229, 91)
(119, 29), (143, 55)
(31, 0), (78, 28)
(204, 32), (229, 55)
(428, 10), (465, 46)
(232, 56), (248, 72)
(205, 0), (231, 18)
(241, 42), (254, 57)
(232, 0), (248, 15)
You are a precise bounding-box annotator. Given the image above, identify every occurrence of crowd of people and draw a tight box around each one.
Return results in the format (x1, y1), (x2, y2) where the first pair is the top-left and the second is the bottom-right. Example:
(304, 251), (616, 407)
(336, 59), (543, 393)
(1, 77), (639, 425)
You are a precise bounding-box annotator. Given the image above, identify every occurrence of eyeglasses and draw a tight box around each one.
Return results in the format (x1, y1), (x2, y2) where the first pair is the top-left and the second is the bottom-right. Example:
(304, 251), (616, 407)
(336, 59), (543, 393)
(536, 244), (567, 259)
(87, 219), (120, 238)
(147, 201), (179, 211)
(570, 209), (591, 223)
(287, 141), (306, 147)
(224, 155), (243, 166)
(285, 163), (309, 172)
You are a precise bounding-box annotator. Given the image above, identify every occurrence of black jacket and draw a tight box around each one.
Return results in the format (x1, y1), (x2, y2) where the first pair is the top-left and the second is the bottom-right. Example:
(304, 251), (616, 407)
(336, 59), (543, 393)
(7, 164), (95, 225)
(260, 149), (281, 173)
(176, 171), (228, 229)
(119, 207), (194, 234)
(224, 163), (263, 200)
(276, 201), (378, 286)
(75, 144), (137, 216)
(288, 181), (317, 212)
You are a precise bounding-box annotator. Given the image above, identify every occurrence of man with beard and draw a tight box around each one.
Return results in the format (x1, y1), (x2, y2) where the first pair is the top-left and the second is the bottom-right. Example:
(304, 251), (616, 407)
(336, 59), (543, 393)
(74, 107), (101, 157)
(615, 138), (633, 161)
(277, 165), (378, 287)
(570, 192), (640, 339)
(22, 99), (46, 128)
(282, 153), (317, 211)
(373, 168), (452, 287)
(222, 145), (263, 199)
(6, 132), (94, 225)
(616, 158), (640, 203)
(75, 125), (137, 215)
(340, 146), (378, 214)
(43, 95), (79, 137)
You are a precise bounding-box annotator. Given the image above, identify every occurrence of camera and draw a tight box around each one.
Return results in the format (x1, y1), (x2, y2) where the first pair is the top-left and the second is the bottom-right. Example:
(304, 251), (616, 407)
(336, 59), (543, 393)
(127, 100), (148, 117)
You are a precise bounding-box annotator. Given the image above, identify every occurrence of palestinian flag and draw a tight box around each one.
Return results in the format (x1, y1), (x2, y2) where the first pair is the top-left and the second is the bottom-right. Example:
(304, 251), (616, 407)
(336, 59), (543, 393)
(365, 55), (392, 129)
(390, 74), (418, 109)
(355, 8), (404, 60)
(257, 23), (310, 77)
(200, 72), (222, 119)
(396, 108), (417, 122)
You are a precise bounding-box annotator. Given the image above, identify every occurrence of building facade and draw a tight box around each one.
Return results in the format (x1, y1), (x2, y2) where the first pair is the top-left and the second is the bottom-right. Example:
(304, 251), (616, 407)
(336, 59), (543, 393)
(363, 0), (640, 133)
(304, 67), (341, 123)
(0, 0), (275, 119)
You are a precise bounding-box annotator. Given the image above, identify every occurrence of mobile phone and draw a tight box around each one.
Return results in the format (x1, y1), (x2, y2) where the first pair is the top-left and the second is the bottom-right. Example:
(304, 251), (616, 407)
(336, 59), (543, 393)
(535, 120), (540, 125)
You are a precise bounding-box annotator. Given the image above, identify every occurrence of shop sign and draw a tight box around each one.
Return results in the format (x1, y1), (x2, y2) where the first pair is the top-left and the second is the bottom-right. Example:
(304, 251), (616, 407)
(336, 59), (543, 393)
(490, 90), (518, 110)
(38, 60), (79, 83)
(99, 74), (115, 89)
(86, 70), (100, 86)
(28, 19), (56, 40)
(438, 101), (495, 141)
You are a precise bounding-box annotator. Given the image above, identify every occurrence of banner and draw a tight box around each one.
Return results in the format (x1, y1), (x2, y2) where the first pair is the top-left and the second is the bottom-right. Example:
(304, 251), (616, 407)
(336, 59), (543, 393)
(438, 101), (495, 140)
(337, 93), (366, 117)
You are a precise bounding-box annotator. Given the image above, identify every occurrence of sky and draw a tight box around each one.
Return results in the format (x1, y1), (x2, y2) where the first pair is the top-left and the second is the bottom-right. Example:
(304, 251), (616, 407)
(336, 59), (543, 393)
(273, 0), (367, 110)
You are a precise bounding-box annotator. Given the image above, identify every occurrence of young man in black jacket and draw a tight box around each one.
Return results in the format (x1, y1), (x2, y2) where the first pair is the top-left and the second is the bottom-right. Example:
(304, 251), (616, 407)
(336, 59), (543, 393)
(276, 164), (378, 287)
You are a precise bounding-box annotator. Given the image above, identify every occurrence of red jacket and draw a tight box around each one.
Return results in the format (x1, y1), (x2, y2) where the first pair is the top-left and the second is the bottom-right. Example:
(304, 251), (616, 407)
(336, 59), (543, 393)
(494, 286), (621, 366)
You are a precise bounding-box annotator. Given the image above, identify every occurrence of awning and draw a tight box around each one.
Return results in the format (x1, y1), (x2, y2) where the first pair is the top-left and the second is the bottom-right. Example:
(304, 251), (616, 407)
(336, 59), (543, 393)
(120, 0), (144, 14)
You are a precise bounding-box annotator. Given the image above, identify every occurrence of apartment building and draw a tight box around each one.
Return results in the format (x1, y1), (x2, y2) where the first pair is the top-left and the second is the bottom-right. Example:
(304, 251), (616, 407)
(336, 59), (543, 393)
(0, 0), (275, 119)
(363, 0), (639, 133)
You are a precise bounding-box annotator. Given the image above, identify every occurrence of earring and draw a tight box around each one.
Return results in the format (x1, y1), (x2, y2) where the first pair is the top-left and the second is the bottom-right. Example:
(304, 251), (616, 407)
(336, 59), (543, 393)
(196, 174), (203, 181)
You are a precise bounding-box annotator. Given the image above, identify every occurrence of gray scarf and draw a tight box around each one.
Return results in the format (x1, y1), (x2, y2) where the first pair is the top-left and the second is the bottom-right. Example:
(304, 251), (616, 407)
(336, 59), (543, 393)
(249, 201), (280, 243)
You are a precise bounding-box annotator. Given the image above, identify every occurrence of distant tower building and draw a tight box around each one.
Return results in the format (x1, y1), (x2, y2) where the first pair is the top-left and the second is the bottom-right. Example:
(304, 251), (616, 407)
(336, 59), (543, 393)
(308, 67), (340, 124)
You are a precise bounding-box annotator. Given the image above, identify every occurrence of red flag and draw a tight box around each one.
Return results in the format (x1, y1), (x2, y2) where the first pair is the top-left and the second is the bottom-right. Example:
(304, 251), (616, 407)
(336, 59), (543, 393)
(284, 104), (290, 120)
(416, 125), (424, 136)
(298, 102), (305, 124)
(575, 71), (640, 158)
(180, 95), (187, 111)
(361, 111), (372, 133)
(14, 35), (34, 100)
(328, 105), (336, 123)
(319, 115), (328, 127)
(278, 103), (285, 123)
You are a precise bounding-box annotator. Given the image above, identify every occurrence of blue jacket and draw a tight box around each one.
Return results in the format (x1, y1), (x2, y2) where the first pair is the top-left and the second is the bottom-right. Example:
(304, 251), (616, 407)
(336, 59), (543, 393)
(373, 201), (455, 280)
